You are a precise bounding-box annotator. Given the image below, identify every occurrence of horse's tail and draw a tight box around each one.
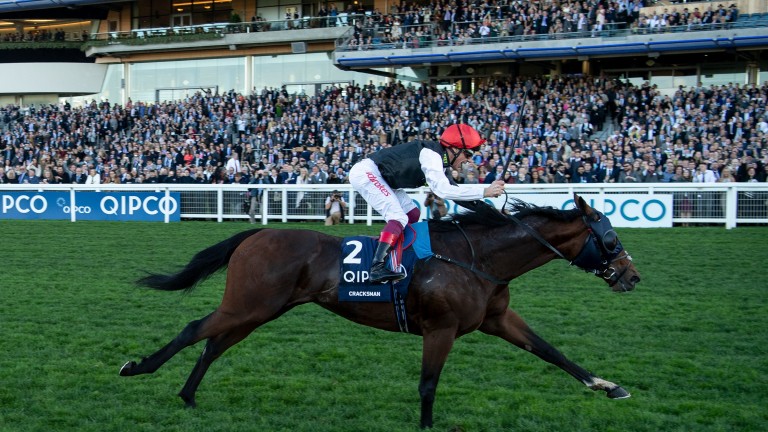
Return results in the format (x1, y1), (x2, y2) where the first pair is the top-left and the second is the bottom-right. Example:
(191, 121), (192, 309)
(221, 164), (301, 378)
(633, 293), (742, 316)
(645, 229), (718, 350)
(137, 229), (263, 292)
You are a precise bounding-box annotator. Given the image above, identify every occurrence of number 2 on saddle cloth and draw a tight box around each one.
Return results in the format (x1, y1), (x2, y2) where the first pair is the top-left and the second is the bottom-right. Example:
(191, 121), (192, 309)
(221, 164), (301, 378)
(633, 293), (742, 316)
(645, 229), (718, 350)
(338, 222), (429, 304)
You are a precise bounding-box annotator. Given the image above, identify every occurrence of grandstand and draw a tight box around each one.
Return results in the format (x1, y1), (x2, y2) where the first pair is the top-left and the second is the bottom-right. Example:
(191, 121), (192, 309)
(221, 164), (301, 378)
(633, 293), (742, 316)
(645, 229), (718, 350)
(0, 1), (767, 231)
(0, 0), (766, 105)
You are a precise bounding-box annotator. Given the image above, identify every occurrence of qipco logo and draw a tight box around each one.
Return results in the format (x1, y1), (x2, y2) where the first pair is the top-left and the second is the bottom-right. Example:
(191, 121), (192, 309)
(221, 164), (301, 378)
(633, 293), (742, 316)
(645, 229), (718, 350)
(603, 198), (666, 222)
(55, 197), (91, 214)
(2, 194), (48, 214)
(100, 195), (178, 216)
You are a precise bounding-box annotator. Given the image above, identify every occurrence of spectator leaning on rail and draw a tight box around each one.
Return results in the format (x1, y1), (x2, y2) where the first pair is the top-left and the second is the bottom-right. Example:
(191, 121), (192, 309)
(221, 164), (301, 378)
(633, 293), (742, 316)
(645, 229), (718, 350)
(348, 124), (506, 284)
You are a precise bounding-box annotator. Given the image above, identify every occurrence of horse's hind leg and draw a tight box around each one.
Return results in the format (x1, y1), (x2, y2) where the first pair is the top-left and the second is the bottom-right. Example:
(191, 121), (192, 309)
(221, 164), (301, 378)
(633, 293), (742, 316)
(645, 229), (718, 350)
(120, 313), (213, 376)
(120, 310), (242, 377)
(479, 308), (630, 399)
(178, 322), (259, 408)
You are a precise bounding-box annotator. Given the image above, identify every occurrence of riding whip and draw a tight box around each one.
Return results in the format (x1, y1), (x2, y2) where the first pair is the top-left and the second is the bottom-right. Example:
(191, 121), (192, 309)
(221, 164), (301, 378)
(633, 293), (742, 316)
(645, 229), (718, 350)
(498, 88), (529, 183)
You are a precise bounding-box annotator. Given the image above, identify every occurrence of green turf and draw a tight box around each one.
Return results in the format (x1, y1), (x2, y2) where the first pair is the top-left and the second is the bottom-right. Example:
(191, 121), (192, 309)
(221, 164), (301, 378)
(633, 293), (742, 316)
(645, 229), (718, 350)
(0, 221), (766, 431)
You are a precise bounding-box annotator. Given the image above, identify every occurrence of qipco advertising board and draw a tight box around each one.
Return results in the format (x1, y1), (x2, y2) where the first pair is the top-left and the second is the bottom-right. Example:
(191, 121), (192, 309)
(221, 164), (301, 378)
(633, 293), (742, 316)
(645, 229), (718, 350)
(1, 191), (180, 222)
(412, 192), (673, 228)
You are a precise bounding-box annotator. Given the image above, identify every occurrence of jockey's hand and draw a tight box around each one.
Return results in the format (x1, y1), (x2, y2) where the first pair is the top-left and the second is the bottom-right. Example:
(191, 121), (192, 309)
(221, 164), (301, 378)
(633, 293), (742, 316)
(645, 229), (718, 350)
(483, 180), (506, 198)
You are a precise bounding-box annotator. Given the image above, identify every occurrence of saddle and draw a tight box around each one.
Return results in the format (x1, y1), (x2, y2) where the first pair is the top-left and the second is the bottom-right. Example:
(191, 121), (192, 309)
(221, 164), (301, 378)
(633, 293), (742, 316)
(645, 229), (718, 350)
(338, 222), (432, 333)
(338, 221), (432, 303)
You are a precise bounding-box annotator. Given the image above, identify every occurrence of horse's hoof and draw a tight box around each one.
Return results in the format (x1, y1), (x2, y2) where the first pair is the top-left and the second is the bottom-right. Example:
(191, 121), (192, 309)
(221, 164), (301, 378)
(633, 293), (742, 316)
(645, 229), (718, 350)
(179, 392), (197, 408)
(607, 386), (631, 399)
(119, 361), (137, 376)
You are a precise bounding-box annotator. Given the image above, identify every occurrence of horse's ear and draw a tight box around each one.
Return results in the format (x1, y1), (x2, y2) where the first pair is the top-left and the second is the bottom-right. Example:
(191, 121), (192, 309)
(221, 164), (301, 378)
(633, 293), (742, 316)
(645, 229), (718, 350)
(574, 193), (599, 221)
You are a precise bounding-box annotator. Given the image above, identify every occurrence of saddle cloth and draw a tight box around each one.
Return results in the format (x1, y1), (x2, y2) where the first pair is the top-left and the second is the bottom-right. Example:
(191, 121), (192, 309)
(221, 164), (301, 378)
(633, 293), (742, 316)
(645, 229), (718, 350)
(338, 221), (432, 302)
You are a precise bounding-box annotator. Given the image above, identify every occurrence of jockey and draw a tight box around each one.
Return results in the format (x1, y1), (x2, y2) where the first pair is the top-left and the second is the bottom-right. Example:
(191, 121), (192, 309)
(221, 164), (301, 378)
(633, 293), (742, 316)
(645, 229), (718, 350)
(349, 124), (506, 284)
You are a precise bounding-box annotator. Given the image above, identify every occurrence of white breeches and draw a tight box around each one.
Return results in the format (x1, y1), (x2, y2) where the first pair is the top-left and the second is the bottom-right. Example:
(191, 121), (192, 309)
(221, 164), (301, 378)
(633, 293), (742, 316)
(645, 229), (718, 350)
(348, 158), (417, 227)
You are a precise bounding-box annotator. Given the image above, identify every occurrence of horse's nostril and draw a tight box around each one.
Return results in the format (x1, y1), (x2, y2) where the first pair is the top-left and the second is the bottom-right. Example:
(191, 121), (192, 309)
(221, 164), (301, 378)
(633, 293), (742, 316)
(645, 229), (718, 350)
(631, 275), (641, 284)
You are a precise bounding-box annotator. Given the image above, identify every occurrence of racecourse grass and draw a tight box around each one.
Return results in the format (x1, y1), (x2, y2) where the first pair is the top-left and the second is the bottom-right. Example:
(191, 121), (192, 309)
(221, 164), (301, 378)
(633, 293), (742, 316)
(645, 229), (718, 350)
(1, 220), (767, 432)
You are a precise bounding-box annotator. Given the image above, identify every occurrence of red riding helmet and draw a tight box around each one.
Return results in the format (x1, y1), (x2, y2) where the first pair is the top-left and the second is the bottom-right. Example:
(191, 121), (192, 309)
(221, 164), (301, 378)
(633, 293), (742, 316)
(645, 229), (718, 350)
(439, 124), (486, 149)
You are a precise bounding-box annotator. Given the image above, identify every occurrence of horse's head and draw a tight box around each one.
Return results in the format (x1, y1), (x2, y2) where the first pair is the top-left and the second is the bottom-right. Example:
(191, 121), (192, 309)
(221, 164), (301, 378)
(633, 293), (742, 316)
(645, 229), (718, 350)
(571, 193), (641, 292)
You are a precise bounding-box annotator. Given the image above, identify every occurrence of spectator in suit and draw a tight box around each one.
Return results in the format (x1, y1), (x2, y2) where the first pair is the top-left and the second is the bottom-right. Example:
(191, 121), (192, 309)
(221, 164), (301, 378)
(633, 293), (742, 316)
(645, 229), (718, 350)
(280, 164), (298, 184)
(598, 159), (619, 183)
(553, 163), (570, 183)
(308, 165), (328, 184)
(514, 166), (532, 184)
(582, 162), (599, 183)
(247, 170), (268, 223)
(267, 167), (282, 184)
(177, 168), (196, 184)
(618, 161), (638, 183)
(164, 169), (179, 184)
(571, 164), (592, 183)
(15, 166), (28, 184)
(640, 162), (664, 182)
(54, 166), (71, 184)
(536, 11), (550, 34)
(85, 168), (101, 184)
(661, 161), (676, 182)
(4, 168), (18, 184)
(226, 152), (242, 174)
(693, 162), (717, 218)
(71, 166), (87, 184)
(693, 162), (717, 184)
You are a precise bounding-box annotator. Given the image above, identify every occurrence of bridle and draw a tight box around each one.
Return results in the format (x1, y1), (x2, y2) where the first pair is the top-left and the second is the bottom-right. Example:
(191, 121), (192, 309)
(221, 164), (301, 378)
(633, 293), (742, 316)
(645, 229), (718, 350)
(506, 207), (631, 288)
(570, 210), (632, 289)
(435, 204), (631, 289)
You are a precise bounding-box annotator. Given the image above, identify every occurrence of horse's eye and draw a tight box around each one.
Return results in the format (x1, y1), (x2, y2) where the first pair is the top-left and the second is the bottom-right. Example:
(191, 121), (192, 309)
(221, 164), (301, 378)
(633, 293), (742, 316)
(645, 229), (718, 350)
(603, 231), (618, 252)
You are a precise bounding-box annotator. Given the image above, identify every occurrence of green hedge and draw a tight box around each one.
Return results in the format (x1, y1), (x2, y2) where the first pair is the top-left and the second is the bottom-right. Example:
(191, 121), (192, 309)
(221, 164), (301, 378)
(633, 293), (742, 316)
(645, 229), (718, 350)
(0, 41), (84, 50)
(82, 32), (223, 50)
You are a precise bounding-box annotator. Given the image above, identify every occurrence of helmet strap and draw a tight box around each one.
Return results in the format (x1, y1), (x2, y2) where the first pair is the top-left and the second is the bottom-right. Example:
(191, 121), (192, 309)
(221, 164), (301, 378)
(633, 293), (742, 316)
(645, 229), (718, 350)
(445, 147), (462, 169)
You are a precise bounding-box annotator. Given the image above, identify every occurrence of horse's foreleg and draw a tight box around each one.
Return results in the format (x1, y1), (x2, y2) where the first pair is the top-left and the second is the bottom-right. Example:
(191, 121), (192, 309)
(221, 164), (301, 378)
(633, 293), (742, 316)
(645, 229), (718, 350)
(479, 309), (630, 399)
(120, 313), (215, 377)
(419, 327), (457, 429)
(178, 322), (259, 408)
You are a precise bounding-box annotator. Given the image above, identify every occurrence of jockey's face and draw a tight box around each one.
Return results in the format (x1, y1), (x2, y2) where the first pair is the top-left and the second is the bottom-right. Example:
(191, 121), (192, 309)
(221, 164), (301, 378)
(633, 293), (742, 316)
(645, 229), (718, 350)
(449, 148), (473, 171)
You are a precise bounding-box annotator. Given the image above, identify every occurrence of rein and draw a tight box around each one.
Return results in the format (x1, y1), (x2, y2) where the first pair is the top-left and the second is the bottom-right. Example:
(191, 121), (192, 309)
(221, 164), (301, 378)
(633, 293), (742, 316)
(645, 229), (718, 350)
(430, 206), (626, 287)
(430, 220), (510, 286)
(507, 214), (567, 260)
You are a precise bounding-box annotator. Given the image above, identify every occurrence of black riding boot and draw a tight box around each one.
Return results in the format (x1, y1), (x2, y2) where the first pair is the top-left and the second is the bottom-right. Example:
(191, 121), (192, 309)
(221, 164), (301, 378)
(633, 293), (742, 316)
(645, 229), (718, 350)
(370, 241), (404, 284)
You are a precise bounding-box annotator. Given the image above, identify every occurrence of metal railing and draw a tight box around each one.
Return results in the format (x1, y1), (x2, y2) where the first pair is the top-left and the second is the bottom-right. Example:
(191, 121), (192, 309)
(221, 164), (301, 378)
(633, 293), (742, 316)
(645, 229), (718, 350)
(336, 18), (768, 51)
(86, 14), (369, 44)
(2, 183), (767, 228)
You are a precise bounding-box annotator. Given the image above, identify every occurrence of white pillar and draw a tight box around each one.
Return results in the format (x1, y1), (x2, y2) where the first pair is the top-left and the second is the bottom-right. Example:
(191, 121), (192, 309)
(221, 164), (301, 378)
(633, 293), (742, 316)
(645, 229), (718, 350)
(244, 55), (253, 94)
(122, 62), (131, 105)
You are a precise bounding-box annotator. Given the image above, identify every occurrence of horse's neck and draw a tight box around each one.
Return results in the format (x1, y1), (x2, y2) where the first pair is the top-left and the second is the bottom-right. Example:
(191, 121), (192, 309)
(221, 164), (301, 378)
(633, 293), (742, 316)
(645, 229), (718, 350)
(483, 218), (584, 280)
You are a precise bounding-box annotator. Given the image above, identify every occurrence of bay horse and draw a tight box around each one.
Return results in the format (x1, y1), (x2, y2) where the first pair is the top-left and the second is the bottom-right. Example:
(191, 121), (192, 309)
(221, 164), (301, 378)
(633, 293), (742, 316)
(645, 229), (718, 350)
(120, 193), (640, 428)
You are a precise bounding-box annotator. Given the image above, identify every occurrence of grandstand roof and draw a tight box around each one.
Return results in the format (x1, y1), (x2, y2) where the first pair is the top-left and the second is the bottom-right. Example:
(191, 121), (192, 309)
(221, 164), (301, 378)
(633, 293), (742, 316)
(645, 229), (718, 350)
(0, 0), (123, 15)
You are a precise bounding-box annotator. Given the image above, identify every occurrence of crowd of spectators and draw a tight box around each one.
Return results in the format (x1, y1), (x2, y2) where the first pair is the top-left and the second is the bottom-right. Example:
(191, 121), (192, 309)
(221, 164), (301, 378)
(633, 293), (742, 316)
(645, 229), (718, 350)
(1, 75), (766, 193)
(249, 0), (743, 49)
(0, 28), (87, 43)
(343, 1), (741, 50)
(1, 1), (745, 46)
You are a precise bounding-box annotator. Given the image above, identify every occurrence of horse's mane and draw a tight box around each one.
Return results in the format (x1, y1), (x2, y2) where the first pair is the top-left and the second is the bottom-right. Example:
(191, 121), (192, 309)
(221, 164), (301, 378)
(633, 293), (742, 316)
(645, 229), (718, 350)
(429, 199), (581, 232)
